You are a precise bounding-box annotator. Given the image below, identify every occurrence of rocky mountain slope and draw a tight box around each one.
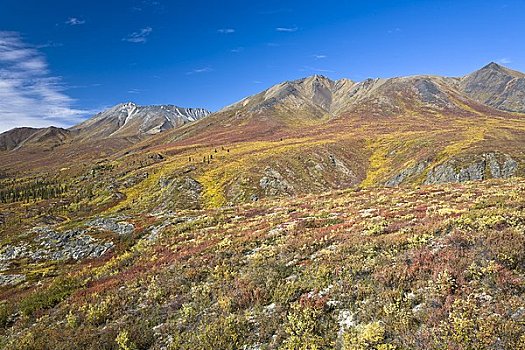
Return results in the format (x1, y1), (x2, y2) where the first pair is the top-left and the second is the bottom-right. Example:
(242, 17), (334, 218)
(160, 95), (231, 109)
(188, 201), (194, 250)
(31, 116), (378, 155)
(1, 63), (525, 204)
(0, 127), (73, 151)
(1, 63), (525, 349)
(0, 103), (211, 152)
(71, 102), (211, 140)
(459, 62), (525, 113)
(100, 63), (523, 211)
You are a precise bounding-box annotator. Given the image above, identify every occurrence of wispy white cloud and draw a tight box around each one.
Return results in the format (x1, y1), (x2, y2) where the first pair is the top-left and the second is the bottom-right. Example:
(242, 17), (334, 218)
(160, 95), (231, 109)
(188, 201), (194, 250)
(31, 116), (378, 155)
(218, 28), (235, 34)
(186, 67), (213, 75)
(387, 27), (402, 34)
(276, 27), (298, 32)
(127, 88), (143, 94)
(132, 0), (161, 12)
(65, 17), (86, 25)
(231, 47), (244, 53)
(497, 57), (512, 64)
(300, 66), (335, 73)
(36, 41), (63, 49)
(314, 54), (327, 59)
(0, 31), (91, 133)
(122, 27), (153, 43)
(68, 83), (102, 89)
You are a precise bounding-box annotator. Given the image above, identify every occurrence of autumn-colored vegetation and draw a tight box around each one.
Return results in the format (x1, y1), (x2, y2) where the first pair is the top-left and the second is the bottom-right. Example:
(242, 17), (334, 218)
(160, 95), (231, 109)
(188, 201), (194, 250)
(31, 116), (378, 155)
(2, 77), (525, 348)
(1, 178), (525, 349)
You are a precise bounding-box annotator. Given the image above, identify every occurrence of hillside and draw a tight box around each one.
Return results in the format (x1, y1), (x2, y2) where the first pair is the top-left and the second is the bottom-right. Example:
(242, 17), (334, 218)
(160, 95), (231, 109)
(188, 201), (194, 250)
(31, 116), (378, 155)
(0, 127), (74, 152)
(99, 64), (525, 210)
(1, 179), (525, 349)
(1, 64), (525, 206)
(71, 102), (211, 140)
(1, 63), (525, 349)
(459, 62), (525, 113)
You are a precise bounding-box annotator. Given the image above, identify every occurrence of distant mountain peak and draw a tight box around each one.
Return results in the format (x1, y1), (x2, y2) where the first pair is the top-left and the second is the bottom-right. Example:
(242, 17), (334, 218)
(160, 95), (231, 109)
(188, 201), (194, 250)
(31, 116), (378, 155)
(459, 62), (525, 113)
(477, 62), (525, 78)
(482, 62), (503, 70)
(71, 103), (211, 140)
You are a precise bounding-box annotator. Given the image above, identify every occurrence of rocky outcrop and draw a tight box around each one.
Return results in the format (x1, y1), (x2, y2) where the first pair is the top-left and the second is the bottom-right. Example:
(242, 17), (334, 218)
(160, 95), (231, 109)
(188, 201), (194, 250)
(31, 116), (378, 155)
(0, 274), (26, 287)
(424, 153), (518, 185)
(0, 227), (114, 264)
(485, 153), (518, 178)
(386, 161), (429, 186)
(33, 228), (114, 261)
(259, 168), (294, 196)
(158, 175), (203, 209)
(87, 217), (135, 235)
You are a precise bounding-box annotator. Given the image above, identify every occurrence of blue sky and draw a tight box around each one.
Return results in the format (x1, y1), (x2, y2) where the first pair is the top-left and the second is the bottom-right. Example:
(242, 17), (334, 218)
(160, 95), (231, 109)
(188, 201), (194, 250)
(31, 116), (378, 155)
(0, 0), (524, 132)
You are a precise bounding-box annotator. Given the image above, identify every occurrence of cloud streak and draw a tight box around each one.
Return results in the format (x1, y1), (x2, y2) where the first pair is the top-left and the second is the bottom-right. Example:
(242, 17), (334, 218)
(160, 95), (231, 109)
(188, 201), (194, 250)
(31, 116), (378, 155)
(497, 58), (512, 64)
(132, 0), (161, 12)
(65, 17), (86, 25)
(122, 27), (153, 43)
(186, 67), (213, 75)
(276, 27), (298, 32)
(0, 31), (90, 133)
(301, 65), (335, 73)
(217, 28), (235, 34)
(230, 47), (244, 53)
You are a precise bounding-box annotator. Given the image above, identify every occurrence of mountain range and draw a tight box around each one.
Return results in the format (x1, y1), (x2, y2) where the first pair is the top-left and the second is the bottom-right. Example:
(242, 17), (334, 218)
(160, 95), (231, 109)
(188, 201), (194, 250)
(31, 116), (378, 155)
(1, 62), (525, 207)
(0, 103), (211, 151)
(2, 62), (525, 349)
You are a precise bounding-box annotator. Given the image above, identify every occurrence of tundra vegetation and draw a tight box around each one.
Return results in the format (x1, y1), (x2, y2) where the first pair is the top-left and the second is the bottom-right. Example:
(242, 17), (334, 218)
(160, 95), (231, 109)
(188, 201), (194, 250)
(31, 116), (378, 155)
(2, 64), (525, 348)
(1, 177), (525, 349)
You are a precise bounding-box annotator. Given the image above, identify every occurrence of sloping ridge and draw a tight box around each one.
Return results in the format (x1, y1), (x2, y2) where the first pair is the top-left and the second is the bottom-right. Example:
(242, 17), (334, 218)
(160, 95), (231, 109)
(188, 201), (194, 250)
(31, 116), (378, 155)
(459, 62), (525, 113)
(0, 126), (73, 151)
(221, 75), (356, 116)
(71, 102), (211, 140)
(0, 103), (211, 152)
(150, 64), (523, 148)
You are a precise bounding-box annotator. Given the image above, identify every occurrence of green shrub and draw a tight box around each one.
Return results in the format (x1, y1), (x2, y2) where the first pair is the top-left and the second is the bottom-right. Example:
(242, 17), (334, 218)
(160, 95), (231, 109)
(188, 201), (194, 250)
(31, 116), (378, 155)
(116, 330), (137, 350)
(343, 322), (396, 350)
(364, 220), (389, 236)
(280, 302), (334, 350)
(0, 302), (14, 328)
(19, 277), (81, 317)
(170, 314), (249, 350)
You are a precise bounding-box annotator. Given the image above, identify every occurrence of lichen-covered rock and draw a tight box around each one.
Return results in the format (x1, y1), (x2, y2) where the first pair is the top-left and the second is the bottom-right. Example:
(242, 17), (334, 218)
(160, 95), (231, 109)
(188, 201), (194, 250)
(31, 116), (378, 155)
(424, 153), (518, 185)
(259, 168), (294, 196)
(501, 156), (518, 178)
(0, 244), (30, 261)
(0, 274), (26, 287)
(386, 160), (428, 186)
(457, 160), (486, 182)
(33, 228), (114, 261)
(0, 227), (114, 264)
(87, 217), (135, 235)
(425, 163), (461, 184)
(329, 154), (354, 176)
(156, 176), (203, 209)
